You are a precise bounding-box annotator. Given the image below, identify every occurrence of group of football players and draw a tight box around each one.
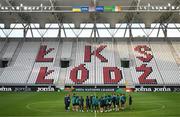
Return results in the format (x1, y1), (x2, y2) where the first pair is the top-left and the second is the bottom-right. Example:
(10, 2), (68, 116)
(64, 93), (132, 112)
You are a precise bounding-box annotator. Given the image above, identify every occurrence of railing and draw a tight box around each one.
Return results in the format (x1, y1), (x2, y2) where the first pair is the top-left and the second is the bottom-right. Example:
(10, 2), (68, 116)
(0, 5), (179, 13)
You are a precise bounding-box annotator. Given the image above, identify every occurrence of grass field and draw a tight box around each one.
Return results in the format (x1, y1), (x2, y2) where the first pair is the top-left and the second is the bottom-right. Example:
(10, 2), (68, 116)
(0, 92), (180, 117)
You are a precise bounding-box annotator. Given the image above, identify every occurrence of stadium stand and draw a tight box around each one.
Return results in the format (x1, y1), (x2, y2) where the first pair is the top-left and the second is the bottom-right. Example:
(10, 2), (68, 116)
(0, 40), (179, 87)
(0, 42), (40, 85)
(150, 42), (180, 85)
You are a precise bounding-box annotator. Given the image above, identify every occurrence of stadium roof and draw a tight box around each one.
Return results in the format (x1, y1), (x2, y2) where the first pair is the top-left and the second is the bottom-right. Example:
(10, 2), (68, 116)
(0, 0), (180, 27)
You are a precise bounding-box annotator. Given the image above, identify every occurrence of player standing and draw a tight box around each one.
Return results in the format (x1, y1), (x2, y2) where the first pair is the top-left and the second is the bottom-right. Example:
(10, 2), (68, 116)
(90, 95), (93, 112)
(79, 96), (84, 112)
(104, 96), (108, 112)
(116, 94), (120, 111)
(86, 96), (90, 112)
(72, 93), (76, 111)
(92, 96), (96, 112)
(64, 94), (71, 112)
(107, 95), (112, 112)
(121, 94), (126, 110)
(99, 96), (104, 113)
(129, 94), (132, 110)
(95, 96), (99, 112)
(112, 93), (117, 111)
(75, 96), (80, 112)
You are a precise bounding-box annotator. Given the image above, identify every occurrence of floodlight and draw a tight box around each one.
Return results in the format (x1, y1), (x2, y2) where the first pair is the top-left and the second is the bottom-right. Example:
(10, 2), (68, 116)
(24, 6), (27, 10)
(16, 6), (20, 10)
(1, 6), (4, 10)
(155, 6), (159, 10)
(48, 7), (51, 10)
(44, 6), (47, 10)
(32, 7), (35, 10)
(139, 6), (143, 10)
(28, 7), (31, 10)
(168, 3), (171, 7)
(5, 7), (8, 10)
(11, 7), (15, 10)
(36, 6), (40, 10)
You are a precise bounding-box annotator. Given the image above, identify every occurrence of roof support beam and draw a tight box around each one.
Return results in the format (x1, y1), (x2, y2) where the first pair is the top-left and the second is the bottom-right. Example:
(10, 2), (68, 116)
(49, 0), (64, 24)
(124, 0), (139, 23)
(124, 0), (139, 41)
(49, 0), (56, 11)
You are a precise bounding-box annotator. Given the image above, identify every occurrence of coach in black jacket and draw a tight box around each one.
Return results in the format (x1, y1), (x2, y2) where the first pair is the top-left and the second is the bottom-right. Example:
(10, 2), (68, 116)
(64, 94), (71, 111)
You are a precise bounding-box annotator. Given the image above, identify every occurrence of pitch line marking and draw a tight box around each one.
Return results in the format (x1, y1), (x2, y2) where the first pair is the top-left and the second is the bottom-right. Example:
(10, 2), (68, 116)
(132, 102), (166, 113)
(26, 101), (62, 113)
(25, 99), (166, 116)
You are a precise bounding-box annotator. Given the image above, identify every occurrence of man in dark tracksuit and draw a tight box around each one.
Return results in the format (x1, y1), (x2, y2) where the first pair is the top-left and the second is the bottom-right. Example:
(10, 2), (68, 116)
(112, 94), (116, 111)
(129, 95), (132, 109)
(99, 96), (104, 113)
(121, 94), (126, 110)
(90, 95), (93, 112)
(72, 94), (76, 111)
(94, 96), (99, 112)
(64, 94), (71, 111)
(116, 95), (120, 111)
(79, 96), (84, 112)
(86, 96), (90, 112)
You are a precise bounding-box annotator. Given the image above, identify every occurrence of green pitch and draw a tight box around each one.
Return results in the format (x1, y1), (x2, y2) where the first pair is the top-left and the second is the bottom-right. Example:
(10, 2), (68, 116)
(0, 92), (180, 117)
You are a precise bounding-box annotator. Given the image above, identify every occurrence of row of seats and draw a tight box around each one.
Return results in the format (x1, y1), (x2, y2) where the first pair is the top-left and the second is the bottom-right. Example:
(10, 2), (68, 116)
(0, 66), (31, 84)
